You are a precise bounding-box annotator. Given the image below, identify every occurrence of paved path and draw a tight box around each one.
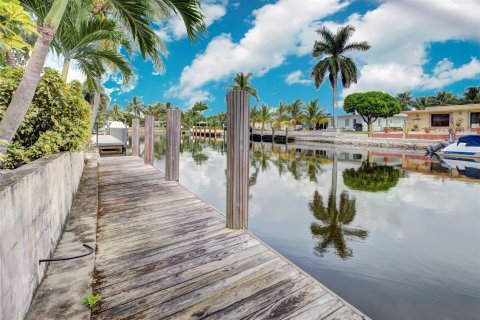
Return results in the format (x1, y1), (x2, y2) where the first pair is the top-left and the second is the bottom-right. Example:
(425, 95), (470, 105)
(92, 156), (368, 320)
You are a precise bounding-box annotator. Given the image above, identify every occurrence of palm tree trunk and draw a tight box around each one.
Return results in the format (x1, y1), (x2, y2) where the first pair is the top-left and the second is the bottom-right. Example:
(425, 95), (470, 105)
(331, 83), (336, 129)
(90, 91), (101, 130)
(0, 27), (56, 158)
(0, 0), (69, 163)
(5, 51), (16, 67)
(62, 59), (70, 81)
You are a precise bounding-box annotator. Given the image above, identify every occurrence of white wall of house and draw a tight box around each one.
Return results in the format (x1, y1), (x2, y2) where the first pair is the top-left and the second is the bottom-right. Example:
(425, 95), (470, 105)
(338, 114), (407, 131)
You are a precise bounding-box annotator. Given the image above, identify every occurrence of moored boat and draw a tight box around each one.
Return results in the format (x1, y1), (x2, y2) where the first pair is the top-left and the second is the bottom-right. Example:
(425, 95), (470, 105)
(437, 135), (480, 160)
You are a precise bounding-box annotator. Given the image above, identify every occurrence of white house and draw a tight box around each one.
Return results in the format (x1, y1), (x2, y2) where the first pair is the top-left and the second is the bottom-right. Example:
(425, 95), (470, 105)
(337, 113), (408, 131)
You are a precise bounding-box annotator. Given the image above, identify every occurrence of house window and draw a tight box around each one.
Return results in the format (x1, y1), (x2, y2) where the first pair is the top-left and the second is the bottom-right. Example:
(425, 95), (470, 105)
(353, 119), (357, 125)
(471, 112), (480, 126)
(345, 119), (350, 127)
(431, 114), (450, 127)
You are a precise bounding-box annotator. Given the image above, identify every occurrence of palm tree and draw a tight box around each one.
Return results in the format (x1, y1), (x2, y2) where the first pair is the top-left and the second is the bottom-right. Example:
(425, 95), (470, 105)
(225, 72), (259, 102)
(303, 99), (326, 130)
(463, 86), (480, 103)
(276, 101), (289, 123)
(250, 105), (260, 129)
(110, 104), (123, 120)
(396, 92), (413, 111)
(258, 104), (273, 130)
(192, 101), (208, 113)
(0, 0), (205, 161)
(311, 25), (370, 128)
(288, 99), (304, 130)
(411, 97), (431, 110)
(433, 90), (457, 105)
(126, 96), (144, 118)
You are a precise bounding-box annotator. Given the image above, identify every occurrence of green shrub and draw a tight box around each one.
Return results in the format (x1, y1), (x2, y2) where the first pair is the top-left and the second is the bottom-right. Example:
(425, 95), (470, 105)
(0, 67), (91, 168)
(82, 293), (101, 309)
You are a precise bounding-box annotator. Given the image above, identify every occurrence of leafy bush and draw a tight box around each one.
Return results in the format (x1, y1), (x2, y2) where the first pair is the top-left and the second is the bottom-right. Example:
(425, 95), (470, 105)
(0, 67), (90, 168)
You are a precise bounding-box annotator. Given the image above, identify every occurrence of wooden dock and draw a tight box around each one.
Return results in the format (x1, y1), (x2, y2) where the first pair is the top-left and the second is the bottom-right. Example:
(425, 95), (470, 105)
(93, 156), (367, 319)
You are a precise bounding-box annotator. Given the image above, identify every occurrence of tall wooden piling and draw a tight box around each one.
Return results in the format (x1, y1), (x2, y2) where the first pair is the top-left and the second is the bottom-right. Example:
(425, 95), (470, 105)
(166, 109), (181, 181)
(132, 119), (140, 156)
(144, 115), (154, 165)
(226, 90), (250, 229)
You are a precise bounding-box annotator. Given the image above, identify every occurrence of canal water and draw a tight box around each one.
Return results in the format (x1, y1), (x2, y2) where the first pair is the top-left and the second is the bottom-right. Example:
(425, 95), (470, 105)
(129, 134), (480, 319)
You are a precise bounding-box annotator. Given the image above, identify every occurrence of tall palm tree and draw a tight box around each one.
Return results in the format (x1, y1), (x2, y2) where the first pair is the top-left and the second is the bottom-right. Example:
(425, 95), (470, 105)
(225, 72), (259, 102)
(311, 25), (370, 128)
(126, 96), (144, 118)
(411, 96), (434, 110)
(192, 101), (208, 113)
(288, 99), (304, 130)
(0, 0), (205, 161)
(396, 92), (413, 111)
(258, 104), (273, 130)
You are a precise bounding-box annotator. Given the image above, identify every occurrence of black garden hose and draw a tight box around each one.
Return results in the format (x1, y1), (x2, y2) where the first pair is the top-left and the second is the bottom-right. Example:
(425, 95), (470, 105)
(39, 244), (94, 263)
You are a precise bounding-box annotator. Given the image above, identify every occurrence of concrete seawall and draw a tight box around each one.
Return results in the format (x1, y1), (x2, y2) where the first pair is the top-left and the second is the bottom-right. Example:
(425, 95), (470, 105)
(0, 152), (84, 320)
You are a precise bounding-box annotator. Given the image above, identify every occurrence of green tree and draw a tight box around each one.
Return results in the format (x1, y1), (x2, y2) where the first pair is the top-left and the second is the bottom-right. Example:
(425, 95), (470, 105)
(311, 25), (370, 128)
(0, 0), (38, 66)
(110, 104), (123, 120)
(463, 86), (480, 103)
(250, 105), (260, 128)
(0, 0), (205, 163)
(288, 99), (304, 129)
(258, 104), (273, 130)
(411, 96), (435, 110)
(192, 101), (208, 113)
(344, 91), (401, 137)
(126, 96), (144, 118)
(225, 72), (259, 102)
(396, 92), (413, 111)
(433, 90), (458, 106)
(303, 98), (327, 130)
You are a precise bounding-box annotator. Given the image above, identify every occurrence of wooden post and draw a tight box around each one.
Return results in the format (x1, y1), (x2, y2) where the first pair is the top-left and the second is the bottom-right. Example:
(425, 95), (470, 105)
(272, 127), (275, 144)
(166, 109), (181, 181)
(132, 119), (140, 156)
(402, 122), (407, 139)
(226, 90), (250, 229)
(144, 115), (154, 165)
(285, 127), (288, 144)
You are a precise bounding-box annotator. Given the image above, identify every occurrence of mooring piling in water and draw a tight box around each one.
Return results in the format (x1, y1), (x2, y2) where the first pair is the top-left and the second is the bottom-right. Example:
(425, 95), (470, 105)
(144, 115), (154, 165)
(226, 90), (250, 230)
(166, 109), (181, 181)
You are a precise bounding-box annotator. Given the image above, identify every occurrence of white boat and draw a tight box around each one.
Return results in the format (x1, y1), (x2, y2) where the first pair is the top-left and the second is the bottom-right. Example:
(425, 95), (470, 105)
(437, 135), (480, 160)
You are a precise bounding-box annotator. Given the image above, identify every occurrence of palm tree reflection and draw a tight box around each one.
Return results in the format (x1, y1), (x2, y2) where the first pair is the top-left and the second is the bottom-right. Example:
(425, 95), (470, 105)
(309, 153), (368, 259)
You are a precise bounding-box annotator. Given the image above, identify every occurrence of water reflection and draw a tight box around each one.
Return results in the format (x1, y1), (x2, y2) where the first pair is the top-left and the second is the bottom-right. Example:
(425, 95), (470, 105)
(343, 151), (402, 192)
(127, 134), (480, 320)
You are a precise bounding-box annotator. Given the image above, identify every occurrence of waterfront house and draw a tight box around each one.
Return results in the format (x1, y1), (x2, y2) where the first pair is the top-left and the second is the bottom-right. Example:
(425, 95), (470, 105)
(405, 104), (480, 132)
(338, 113), (408, 131)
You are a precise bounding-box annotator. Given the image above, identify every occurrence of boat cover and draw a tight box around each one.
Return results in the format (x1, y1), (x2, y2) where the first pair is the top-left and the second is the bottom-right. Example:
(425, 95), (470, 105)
(457, 135), (480, 147)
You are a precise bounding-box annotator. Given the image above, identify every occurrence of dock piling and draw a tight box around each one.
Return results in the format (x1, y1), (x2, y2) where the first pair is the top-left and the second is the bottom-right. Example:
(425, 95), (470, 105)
(226, 90), (250, 229)
(132, 119), (139, 156)
(144, 115), (154, 165)
(166, 109), (181, 181)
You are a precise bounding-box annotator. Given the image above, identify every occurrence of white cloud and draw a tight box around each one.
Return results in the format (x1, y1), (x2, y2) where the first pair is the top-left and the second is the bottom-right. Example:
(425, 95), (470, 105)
(165, 85), (213, 107)
(174, 0), (347, 104)
(337, 0), (480, 96)
(152, 71), (161, 76)
(285, 70), (311, 85)
(158, 0), (228, 42)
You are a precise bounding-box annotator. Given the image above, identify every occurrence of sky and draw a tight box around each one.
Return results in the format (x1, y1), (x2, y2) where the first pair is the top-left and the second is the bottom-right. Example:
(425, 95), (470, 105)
(48, 0), (480, 116)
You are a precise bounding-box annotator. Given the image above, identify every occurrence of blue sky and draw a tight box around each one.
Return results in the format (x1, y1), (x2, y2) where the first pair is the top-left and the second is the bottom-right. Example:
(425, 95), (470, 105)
(102, 0), (480, 116)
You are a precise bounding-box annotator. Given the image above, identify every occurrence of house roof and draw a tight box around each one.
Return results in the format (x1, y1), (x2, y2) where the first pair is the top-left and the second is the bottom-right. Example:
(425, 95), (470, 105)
(405, 104), (480, 113)
(337, 113), (407, 118)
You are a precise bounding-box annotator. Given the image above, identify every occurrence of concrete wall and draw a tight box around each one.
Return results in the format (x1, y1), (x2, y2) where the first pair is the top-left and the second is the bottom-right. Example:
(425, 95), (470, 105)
(0, 152), (84, 320)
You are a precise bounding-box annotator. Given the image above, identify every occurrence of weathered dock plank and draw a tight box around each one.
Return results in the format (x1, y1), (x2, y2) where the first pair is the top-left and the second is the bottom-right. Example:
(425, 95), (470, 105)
(92, 156), (367, 320)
